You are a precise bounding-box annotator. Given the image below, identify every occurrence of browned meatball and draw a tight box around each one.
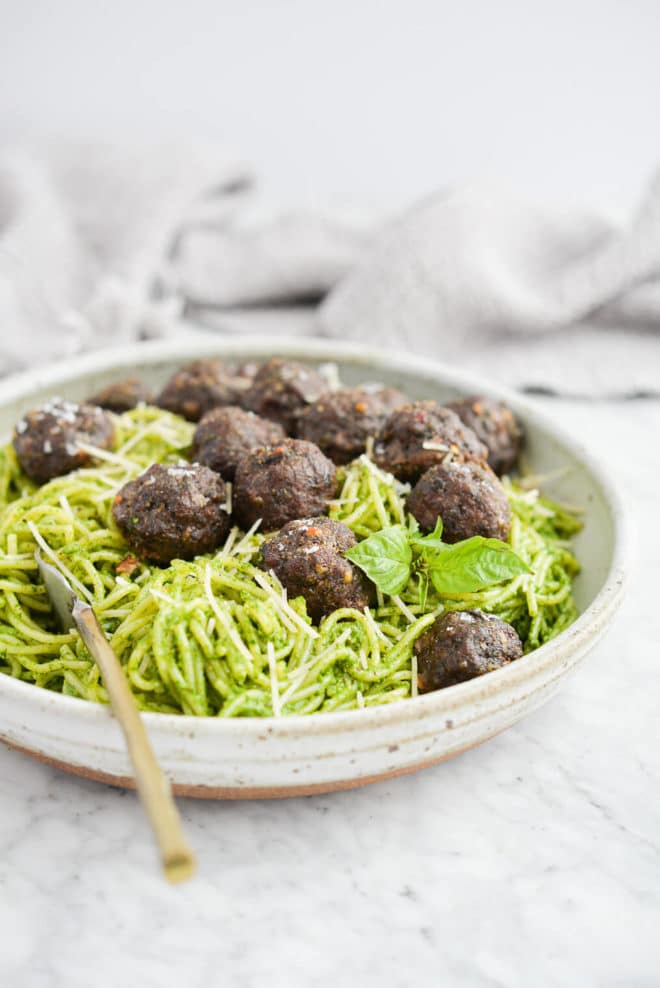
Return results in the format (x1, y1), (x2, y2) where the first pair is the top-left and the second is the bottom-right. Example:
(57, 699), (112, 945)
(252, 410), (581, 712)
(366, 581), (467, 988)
(112, 462), (231, 565)
(192, 406), (285, 481)
(296, 386), (407, 464)
(415, 610), (523, 692)
(227, 361), (260, 406)
(157, 359), (249, 422)
(407, 459), (511, 543)
(261, 517), (375, 622)
(233, 438), (337, 532)
(373, 401), (487, 483)
(445, 396), (524, 476)
(88, 377), (155, 413)
(13, 399), (115, 484)
(242, 358), (327, 432)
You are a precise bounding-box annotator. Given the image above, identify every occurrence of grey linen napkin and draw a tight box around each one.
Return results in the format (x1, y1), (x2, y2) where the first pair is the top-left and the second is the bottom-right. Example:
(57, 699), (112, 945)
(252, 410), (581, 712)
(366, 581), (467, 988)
(2, 142), (660, 396)
(0, 142), (252, 368)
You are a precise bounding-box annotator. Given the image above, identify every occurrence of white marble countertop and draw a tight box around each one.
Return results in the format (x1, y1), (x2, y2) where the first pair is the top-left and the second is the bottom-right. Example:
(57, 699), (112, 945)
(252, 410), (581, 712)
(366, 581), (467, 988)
(0, 395), (656, 987)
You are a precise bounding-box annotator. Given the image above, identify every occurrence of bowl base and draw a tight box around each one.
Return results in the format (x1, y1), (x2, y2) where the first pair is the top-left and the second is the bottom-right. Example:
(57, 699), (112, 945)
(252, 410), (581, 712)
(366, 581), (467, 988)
(2, 734), (496, 799)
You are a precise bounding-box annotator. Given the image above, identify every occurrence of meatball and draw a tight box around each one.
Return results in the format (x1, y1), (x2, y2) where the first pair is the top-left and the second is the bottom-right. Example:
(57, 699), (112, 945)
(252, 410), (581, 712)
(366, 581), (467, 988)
(233, 361), (260, 393)
(13, 398), (115, 484)
(88, 377), (155, 413)
(407, 459), (511, 543)
(243, 358), (327, 432)
(415, 610), (523, 692)
(445, 396), (524, 476)
(191, 406), (285, 481)
(261, 517), (375, 622)
(156, 359), (249, 422)
(296, 386), (407, 464)
(233, 438), (337, 532)
(373, 401), (487, 483)
(112, 462), (231, 565)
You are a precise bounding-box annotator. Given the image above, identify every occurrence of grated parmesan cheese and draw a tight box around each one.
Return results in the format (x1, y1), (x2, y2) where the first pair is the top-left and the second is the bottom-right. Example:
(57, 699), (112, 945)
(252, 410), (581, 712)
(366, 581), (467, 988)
(253, 569), (319, 638)
(391, 595), (416, 623)
(28, 521), (94, 604)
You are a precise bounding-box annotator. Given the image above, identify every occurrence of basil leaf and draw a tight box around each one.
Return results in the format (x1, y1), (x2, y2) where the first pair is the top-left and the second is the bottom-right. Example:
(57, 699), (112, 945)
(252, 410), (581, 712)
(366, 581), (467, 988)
(428, 536), (530, 594)
(344, 525), (412, 596)
(410, 516), (444, 549)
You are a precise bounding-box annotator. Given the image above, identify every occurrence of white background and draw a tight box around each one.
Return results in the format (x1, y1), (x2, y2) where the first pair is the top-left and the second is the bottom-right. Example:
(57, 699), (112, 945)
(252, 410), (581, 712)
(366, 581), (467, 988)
(2, 0), (660, 216)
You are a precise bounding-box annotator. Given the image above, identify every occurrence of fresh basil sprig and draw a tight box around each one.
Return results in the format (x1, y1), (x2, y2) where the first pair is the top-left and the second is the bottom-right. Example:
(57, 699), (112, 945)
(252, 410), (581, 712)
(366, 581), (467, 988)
(409, 517), (444, 549)
(344, 525), (412, 596)
(344, 518), (530, 600)
(426, 536), (530, 594)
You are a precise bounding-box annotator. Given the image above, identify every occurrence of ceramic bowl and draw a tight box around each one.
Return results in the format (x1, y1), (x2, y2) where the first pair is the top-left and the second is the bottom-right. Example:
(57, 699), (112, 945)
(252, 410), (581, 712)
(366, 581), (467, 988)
(0, 337), (628, 797)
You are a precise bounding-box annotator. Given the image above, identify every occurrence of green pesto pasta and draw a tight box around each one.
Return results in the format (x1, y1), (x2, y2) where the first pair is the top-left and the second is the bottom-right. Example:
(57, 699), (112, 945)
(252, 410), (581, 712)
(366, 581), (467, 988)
(0, 406), (582, 716)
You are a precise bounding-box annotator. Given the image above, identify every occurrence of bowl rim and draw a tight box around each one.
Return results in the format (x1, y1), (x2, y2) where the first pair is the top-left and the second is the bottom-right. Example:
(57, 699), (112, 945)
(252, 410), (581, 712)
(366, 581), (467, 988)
(0, 335), (630, 739)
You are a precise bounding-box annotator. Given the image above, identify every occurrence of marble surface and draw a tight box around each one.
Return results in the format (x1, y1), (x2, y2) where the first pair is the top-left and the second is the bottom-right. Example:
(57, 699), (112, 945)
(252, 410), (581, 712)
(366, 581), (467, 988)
(1, 397), (657, 988)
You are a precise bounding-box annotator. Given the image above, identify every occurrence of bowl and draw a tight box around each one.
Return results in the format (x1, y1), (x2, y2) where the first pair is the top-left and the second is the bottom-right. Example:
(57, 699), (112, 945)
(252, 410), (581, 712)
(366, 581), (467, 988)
(0, 337), (628, 797)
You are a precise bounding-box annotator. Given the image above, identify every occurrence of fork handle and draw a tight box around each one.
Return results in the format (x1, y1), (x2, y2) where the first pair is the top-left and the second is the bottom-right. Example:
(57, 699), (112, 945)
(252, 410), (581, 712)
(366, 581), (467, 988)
(74, 601), (196, 883)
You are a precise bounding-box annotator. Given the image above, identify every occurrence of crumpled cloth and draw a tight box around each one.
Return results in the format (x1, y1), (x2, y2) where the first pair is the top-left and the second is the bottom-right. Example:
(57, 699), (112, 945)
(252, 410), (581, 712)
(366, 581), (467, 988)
(2, 142), (660, 396)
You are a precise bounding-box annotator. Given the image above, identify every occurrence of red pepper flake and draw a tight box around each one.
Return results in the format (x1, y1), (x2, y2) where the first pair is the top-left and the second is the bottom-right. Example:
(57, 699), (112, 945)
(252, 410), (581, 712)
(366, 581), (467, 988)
(354, 401), (368, 414)
(116, 555), (141, 576)
(114, 494), (123, 503)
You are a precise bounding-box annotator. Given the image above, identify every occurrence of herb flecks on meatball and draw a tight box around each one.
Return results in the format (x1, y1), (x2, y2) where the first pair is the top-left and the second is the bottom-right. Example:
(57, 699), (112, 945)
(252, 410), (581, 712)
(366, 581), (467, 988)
(415, 610), (523, 692)
(373, 400), (487, 483)
(157, 360), (249, 422)
(445, 396), (524, 476)
(13, 398), (115, 484)
(112, 462), (231, 565)
(296, 386), (407, 464)
(233, 438), (337, 532)
(192, 406), (285, 481)
(407, 459), (511, 544)
(261, 517), (375, 622)
(243, 358), (327, 432)
(88, 377), (155, 413)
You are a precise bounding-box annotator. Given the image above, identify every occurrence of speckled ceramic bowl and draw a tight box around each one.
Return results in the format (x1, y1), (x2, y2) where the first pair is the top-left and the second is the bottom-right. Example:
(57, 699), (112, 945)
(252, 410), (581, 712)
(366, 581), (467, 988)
(0, 338), (628, 797)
